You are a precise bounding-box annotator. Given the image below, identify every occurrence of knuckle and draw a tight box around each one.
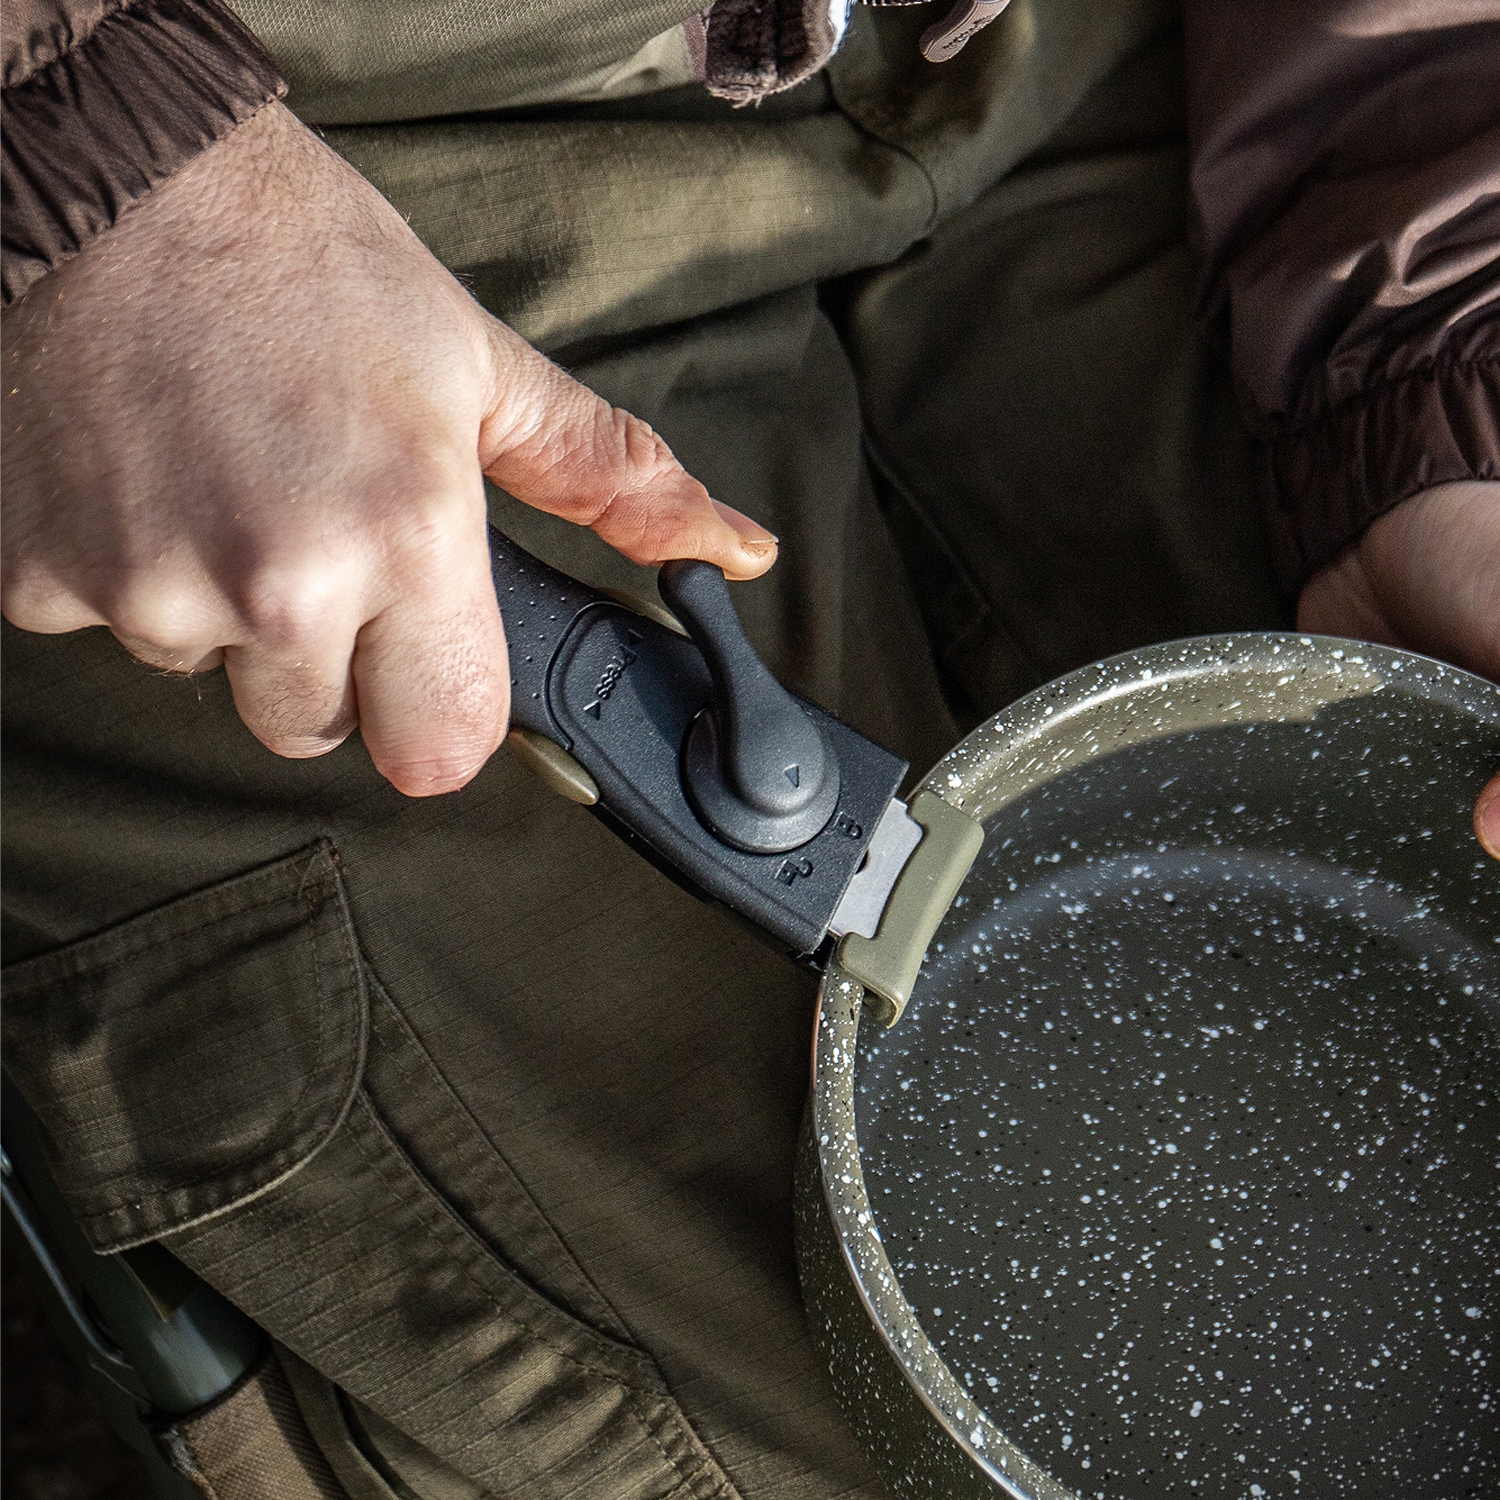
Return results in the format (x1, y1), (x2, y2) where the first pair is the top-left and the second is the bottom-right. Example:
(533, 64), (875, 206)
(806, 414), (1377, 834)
(383, 490), (476, 582)
(572, 409), (686, 537)
(236, 569), (339, 649)
(1, 567), (74, 631)
(106, 590), (201, 649)
(615, 408), (676, 477)
(384, 528), (457, 591)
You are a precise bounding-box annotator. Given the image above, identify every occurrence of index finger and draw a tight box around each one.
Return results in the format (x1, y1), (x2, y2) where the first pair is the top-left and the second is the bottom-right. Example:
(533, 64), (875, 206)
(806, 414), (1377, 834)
(477, 324), (777, 581)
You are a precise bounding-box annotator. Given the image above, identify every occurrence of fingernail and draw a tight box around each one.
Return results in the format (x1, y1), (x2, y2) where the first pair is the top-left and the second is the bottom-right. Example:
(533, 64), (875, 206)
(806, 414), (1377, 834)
(711, 498), (778, 547)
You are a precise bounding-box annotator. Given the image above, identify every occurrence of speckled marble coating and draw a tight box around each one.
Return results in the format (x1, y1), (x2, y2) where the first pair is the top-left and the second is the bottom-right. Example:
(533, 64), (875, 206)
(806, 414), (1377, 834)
(806, 635), (1499, 1500)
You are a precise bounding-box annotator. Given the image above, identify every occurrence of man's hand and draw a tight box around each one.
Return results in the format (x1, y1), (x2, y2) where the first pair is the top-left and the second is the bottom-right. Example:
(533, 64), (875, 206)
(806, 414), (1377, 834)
(1, 102), (776, 797)
(1296, 481), (1500, 858)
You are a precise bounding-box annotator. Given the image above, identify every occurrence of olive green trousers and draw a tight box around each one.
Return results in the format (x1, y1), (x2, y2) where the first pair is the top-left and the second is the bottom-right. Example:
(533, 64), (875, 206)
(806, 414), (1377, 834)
(3, 7), (1284, 1498)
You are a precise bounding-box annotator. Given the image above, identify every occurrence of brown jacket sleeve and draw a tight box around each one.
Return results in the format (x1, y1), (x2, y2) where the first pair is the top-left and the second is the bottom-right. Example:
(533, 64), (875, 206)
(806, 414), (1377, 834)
(1, 0), (285, 307)
(1185, 1), (1500, 588)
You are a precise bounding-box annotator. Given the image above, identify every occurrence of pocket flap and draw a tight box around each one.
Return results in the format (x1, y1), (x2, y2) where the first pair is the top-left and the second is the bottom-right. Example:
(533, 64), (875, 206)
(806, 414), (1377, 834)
(3, 841), (367, 1252)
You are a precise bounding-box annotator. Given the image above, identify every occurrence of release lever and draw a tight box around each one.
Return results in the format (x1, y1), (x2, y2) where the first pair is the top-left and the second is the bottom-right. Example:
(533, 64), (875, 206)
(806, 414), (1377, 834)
(489, 527), (908, 961)
(658, 560), (841, 853)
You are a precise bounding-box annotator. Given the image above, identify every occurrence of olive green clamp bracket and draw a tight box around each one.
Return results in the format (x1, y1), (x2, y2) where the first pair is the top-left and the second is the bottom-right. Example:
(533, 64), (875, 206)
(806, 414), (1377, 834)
(509, 726), (601, 805)
(836, 791), (985, 1027)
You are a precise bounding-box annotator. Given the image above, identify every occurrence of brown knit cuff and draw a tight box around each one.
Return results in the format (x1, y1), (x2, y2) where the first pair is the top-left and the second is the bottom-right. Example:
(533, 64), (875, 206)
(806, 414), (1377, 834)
(1259, 345), (1500, 590)
(1, 0), (286, 307)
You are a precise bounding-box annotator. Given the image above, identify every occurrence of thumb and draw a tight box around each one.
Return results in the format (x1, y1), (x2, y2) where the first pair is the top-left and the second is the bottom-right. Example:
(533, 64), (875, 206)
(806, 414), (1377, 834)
(1476, 770), (1500, 862)
(477, 322), (777, 581)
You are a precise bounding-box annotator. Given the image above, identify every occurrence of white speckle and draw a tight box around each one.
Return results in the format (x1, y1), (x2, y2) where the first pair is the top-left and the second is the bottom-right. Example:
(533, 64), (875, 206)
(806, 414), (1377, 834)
(1210, 1237), (1223, 1250)
(1191, 1400), (1204, 1418)
(1466, 1306), (1483, 1319)
(947, 772), (962, 787)
(1164, 1143), (1178, 1155)
(1061, 1434), (1073, 1449)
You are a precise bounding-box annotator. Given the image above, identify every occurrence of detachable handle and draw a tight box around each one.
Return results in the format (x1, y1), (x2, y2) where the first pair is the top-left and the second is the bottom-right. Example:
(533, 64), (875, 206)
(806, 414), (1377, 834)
(487, 527), (604, 740)
(658, 561), (840, 854)
(487, 527), (908, 961)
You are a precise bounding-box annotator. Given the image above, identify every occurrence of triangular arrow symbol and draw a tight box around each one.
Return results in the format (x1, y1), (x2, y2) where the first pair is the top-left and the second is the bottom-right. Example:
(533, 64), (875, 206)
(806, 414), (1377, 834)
(584, 701), (602, 719)
(785, 765), (800, 787)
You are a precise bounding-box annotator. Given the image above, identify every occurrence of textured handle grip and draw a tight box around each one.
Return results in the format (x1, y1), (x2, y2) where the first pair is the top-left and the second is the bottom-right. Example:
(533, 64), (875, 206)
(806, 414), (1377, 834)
(487, 526), (602, 738)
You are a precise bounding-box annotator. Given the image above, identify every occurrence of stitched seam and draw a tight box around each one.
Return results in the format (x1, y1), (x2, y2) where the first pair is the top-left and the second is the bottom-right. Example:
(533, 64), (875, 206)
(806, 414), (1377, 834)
(70, 852), (365, 1231)
(2, 842), (336, 990)
(82, 1010), (358, 1238)
(1258, 348), (1500, 444)
(355, 990), (742, 1499)
(98, 1045), (367, 1254)
(623, 1396), (741, 1500)
(363, 963), (635, 1341)
(349, 1092), (663, 1391)
(344, 1095), (735, 1498)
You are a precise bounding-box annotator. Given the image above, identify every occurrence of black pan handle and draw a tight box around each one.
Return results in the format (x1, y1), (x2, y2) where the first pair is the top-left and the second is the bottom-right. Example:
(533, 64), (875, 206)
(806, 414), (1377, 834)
(486, 526), (907, 960)
(487, 527), (604, 739)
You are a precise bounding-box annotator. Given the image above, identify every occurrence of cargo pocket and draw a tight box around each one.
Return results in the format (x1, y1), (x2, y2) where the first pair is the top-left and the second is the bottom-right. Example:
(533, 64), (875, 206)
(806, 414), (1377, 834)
(2, 840), (366, 1252)
(2, 841), (738, 1500)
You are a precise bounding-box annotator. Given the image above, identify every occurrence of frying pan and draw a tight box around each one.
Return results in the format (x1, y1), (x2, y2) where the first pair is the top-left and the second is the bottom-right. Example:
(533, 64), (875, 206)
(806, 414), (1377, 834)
(485, 534), (1499, 1499)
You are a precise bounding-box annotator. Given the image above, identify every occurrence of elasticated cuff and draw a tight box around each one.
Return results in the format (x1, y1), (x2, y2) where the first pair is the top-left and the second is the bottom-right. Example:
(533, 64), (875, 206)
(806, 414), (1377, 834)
(1, 0), (286, 307)
(1260, 349), (1500, 589)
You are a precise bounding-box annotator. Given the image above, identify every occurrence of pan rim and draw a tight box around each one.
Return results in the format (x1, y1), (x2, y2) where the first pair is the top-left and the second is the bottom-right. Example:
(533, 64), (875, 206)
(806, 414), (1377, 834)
(808, 629), (1500, 1499)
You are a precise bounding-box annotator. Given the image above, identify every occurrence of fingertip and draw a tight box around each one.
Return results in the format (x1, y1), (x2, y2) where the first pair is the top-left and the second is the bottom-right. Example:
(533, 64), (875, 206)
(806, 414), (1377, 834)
(379, 750), (495, 798)
(698, 500), (772, 579)
(262, 730), (355, 760)
(720, 536), (778, 581)
(1475, 771), (1500, 861)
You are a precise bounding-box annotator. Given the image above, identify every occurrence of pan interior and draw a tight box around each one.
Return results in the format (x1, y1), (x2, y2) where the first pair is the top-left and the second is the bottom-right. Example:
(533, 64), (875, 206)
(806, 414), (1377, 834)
(853, 686), (1498, 1500)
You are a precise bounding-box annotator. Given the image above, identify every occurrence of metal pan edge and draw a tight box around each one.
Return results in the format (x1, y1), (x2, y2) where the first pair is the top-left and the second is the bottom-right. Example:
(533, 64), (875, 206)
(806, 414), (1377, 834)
(797, 631), (1500, 1500)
